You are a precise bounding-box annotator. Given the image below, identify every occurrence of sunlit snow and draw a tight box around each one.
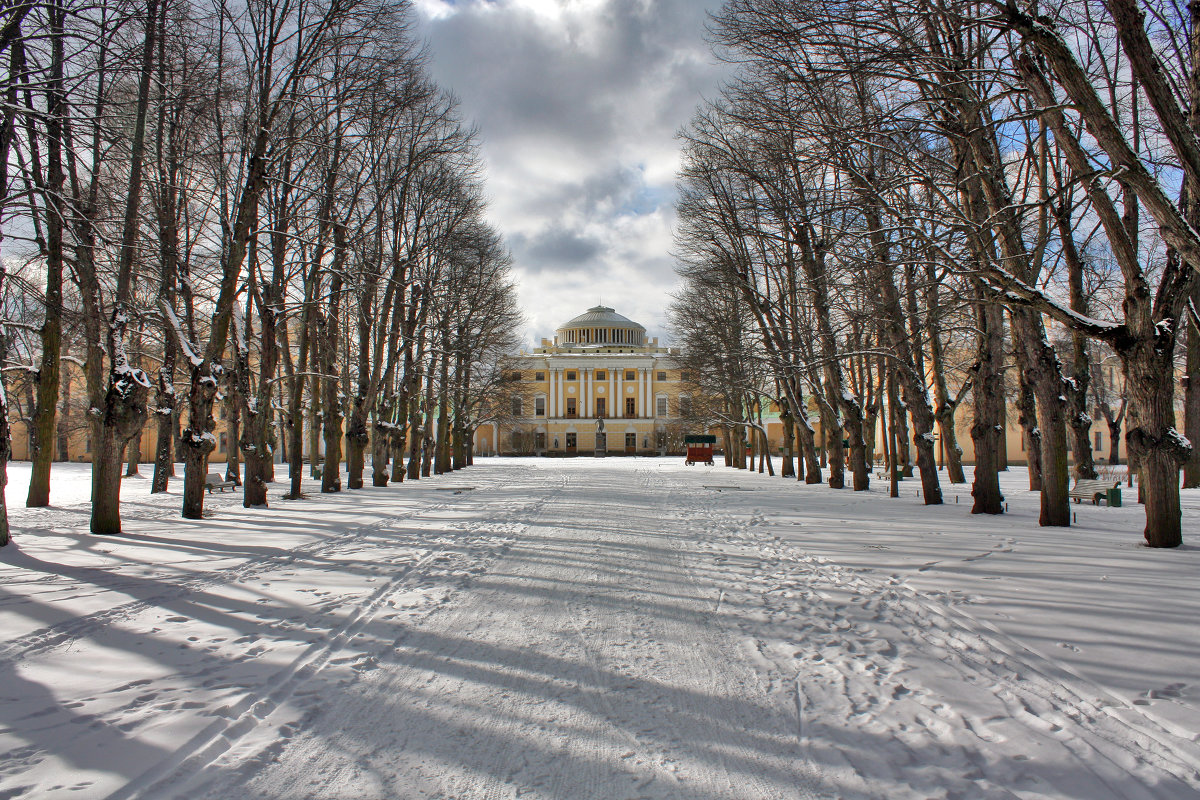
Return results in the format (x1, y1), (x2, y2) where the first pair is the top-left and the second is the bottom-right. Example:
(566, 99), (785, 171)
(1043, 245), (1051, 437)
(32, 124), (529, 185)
(1, 459), (1197, 799)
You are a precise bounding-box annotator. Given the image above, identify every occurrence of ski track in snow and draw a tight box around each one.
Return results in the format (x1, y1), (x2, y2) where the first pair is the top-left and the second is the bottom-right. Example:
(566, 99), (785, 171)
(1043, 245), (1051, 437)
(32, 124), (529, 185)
(180, 467), (819, 800)
(2, 459), (1198, 800)
(0, 492), (457, 664)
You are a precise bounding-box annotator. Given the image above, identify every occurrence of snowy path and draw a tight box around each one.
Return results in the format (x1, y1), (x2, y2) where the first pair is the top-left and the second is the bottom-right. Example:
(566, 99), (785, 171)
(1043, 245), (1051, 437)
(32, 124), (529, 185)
(180, 467), (818, 800)
(2, 459), (1199, 799)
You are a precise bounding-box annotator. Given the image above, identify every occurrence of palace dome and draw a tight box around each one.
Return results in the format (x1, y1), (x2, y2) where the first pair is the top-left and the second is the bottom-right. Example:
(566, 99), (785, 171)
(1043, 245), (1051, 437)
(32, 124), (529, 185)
(556, 305), (646, 346)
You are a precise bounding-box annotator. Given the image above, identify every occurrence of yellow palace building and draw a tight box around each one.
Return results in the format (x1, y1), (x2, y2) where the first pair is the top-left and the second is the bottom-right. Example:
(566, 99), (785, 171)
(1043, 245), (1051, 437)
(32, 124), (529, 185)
(479, 306), (691, 456)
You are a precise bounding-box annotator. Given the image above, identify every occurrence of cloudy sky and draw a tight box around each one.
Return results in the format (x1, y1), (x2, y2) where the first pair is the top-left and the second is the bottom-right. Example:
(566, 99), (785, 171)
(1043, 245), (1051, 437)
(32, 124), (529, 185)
(412, 0), (731, 347)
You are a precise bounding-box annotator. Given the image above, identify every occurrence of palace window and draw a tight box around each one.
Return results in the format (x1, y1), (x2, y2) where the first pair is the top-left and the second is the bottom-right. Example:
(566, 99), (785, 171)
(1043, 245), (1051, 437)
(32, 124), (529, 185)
(1095, 431), (1103, 451)
(625, 397), (636, 418)
(534, 432), (545, 450)
(596, 398), (606, 417)
(535, 397), (545, 416)
(680, 371), (693, 382)
(625, 433), (637, 450)
(508, 371), (522, 381)
(566, 433), (577, 449)
(656, 371), (666, 381)
(535, 371), (545, 381)
(566, 370), (577, 381)
(566, 398), (577, 418)
(595, 370), (606, 380)
(511, 397), (523, 416)
(680, 396), (691, 417)
(656, 396), (668, 417)
(625, 370), (636, 380)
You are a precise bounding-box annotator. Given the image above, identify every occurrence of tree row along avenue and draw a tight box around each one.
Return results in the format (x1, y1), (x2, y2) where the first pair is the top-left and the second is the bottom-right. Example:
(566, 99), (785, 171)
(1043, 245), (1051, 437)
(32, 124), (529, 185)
(0, 0), (521, 544)
(670, 0), (1199, 548)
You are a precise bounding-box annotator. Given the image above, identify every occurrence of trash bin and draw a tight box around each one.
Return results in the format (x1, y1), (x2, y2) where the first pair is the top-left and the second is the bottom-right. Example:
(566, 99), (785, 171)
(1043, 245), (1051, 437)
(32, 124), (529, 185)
(1107, 486), (1121, 507)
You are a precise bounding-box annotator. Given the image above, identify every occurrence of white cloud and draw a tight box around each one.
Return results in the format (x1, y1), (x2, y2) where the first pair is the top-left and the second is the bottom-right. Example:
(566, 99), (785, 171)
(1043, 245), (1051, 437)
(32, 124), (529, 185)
(414, 0), (728, 347)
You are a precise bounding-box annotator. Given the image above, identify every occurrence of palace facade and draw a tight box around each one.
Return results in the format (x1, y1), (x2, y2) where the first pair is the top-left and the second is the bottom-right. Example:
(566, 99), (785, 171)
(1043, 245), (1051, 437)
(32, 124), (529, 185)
(477, 306), (691, 456)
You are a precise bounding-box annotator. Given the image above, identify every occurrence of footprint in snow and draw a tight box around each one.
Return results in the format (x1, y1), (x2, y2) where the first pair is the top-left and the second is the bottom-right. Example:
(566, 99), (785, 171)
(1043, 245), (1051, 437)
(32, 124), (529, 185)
(1140, 683), (1188, 702)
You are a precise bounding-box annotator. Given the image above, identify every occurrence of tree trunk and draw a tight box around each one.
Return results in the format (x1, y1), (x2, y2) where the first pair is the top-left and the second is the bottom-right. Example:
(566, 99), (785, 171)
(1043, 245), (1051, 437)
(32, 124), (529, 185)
(452, 371), (468, 471)
(150, 344), (176, 493)
(888, 373), (900, 499)
(1053, 186), (1098, 482)
(308, 375), (322, 480)
(821, 398), (844, 489)
(223, 375), (240, 486)
(435, 327), (451, 475)
(25, 2), (66, 508)
(1109, 412), (1124, 466)
(1012, 308), (1071, 527)
(391, 413), (408, 482)
(970, 297), (1005, 515)
(180, 362), (219, 519)
(91, 372), (151, 533)
(1124, 338), (1188, 547)
(242, 289), (277, 508)
(91, 0), (159, 533)
(126, 429), (141, 476)
(320, 264), (344, 493)
(780, 405), (795, 478)
(407, 372), (428, 481)
(346, 398), (369, 488)
(371, 395), (393, 487)
(435, 385), (450, 475)
(57, 366), (71, 461)
(0, 389), (9, 545)
(1015, 361), (1043, 491)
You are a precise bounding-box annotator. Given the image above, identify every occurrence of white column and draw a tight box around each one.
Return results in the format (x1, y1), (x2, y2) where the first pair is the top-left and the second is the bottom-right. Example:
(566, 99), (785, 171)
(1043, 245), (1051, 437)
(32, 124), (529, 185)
(550, 369), (558, 418)
(636, 368), (643, 417)
(608, 368), (615, 417)
(647, 369), (655, 418)
(584, 368), (592, 417)
(642, 369), (650, 417)
(558, 369), (565, 419)
(615, 368), (623, 418)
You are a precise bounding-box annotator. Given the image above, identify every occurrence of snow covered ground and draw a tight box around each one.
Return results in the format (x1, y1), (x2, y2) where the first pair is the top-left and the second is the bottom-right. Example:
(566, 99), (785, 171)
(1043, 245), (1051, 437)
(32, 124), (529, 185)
(1, 458), (1198, 799)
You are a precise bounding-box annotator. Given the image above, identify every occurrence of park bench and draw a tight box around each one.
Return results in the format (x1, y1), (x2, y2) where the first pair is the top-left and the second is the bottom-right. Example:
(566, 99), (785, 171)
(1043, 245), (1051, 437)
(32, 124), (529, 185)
(1069, 478), (1120, 505)
(205, 473), (236, 493)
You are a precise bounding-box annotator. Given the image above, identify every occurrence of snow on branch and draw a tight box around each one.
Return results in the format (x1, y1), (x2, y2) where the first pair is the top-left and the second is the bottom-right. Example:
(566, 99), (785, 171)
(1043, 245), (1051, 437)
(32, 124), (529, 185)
(161, 300), (204, 368)
(987, 268), (1126, 341)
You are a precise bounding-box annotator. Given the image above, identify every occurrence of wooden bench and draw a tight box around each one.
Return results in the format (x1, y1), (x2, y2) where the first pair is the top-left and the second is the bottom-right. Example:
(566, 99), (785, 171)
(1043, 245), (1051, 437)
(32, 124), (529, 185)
(205, 473), (236, 493)
(1069, 478), (1119, 505)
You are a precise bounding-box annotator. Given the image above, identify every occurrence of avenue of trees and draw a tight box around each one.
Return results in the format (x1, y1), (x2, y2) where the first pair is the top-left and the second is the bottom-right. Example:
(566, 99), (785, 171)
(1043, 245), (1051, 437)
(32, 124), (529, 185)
(671, 0), (1200, 548)
(0, 0), (521, 547)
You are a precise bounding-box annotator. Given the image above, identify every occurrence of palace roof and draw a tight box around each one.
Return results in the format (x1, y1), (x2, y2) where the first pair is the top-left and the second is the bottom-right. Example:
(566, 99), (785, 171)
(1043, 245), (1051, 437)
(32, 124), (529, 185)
(558, 306), (645, 332)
